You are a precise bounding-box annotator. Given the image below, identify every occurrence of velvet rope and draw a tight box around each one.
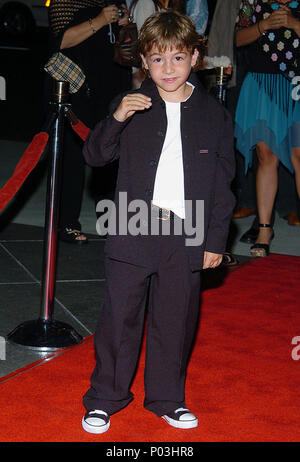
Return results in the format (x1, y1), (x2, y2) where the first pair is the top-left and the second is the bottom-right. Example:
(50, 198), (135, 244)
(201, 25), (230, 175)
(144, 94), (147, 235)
(0, 132), (49, 212)
(65, 108), (91, 141)
(0, 110), (91, 212)
(70, 119), (91, 141)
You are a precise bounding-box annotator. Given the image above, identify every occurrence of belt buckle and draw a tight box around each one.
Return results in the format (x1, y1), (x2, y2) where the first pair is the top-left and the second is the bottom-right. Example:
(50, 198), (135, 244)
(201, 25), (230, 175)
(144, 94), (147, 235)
(158, 207), (170, 221)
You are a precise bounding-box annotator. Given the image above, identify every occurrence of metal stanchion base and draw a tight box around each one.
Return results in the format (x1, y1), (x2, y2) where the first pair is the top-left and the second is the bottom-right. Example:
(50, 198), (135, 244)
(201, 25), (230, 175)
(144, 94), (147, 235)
(7, 319), (83, 351)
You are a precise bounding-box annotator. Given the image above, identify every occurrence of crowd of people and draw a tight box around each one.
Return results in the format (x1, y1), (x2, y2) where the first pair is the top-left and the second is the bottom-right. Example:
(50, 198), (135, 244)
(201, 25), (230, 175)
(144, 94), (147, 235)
(234, 0), (300, 257)
(207, 0), (300, 257)
(46, 0), (300, 258)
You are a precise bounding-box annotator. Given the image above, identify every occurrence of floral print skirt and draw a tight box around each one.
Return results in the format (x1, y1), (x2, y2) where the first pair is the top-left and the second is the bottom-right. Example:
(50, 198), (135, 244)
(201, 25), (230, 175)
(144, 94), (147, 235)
(234, 72), (300, 173)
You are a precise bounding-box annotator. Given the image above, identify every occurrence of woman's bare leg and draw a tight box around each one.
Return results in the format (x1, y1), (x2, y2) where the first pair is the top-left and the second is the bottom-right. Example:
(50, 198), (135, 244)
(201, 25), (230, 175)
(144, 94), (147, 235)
(255, 141), (278, 244)
(291, 147), (300, 200)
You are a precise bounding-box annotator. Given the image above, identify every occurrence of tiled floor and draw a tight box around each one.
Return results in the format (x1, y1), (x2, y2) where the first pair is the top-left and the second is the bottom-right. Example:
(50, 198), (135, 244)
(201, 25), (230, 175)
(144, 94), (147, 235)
(0, 222), (106, 377)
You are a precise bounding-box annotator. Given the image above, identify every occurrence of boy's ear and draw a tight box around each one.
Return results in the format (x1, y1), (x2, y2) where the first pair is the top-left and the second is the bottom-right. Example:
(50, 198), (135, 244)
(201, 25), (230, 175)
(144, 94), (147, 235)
(191, 49), (199, 68)
(140, 54), (149, 70)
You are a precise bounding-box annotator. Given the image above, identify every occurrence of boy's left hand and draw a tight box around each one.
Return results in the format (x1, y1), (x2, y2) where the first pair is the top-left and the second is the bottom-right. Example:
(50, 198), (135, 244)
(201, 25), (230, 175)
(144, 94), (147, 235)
(203, 251), (223, 269)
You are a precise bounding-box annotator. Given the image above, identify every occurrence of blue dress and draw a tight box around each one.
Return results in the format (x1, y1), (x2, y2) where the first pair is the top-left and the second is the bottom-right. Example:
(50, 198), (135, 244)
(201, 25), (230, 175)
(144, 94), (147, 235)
(234, 0), (300, 173)
(186, 0), (208, 35)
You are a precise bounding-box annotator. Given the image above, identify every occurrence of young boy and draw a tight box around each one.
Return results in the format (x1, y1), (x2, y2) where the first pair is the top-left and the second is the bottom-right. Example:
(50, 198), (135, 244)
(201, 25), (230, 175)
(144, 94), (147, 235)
(82, 10), (235, 434)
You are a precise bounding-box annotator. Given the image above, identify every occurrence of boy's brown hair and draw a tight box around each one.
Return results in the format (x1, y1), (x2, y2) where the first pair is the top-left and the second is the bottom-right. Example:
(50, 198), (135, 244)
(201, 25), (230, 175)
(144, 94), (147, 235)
(136, 10), (205, 69)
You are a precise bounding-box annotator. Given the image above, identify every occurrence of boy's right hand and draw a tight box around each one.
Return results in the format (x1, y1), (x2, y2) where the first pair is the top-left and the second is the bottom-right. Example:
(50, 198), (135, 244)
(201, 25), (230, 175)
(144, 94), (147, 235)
(113, 94), (152, 122)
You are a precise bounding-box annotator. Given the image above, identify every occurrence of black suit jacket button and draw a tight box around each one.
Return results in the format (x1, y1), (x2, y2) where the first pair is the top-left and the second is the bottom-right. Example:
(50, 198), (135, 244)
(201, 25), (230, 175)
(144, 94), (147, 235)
(145, 188), (152, 196)
(157, 131), (164, 137)
(150, 160), (157, 167)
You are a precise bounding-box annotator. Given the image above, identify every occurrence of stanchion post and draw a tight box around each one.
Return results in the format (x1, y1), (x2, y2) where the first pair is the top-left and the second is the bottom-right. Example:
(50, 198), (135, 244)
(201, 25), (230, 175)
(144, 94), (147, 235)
(40, 81), (67, 323)
(216, 66), (226, 105)
(7, 81), (83, 351)
(215, 65), (232, 106)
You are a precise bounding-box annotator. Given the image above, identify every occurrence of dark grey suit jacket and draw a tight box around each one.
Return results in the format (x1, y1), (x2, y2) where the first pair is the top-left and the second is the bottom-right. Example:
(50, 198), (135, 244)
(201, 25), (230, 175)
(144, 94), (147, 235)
(83, 76), (236, 270)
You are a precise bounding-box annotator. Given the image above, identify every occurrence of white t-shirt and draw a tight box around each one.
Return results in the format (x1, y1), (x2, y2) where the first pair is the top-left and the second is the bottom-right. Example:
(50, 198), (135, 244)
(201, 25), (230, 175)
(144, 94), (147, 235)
(152, 83), (195, 219)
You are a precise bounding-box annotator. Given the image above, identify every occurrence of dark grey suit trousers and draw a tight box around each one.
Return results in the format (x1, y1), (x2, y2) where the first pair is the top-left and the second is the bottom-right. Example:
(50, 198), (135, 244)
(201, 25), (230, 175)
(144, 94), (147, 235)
(83, 232), (201, 417)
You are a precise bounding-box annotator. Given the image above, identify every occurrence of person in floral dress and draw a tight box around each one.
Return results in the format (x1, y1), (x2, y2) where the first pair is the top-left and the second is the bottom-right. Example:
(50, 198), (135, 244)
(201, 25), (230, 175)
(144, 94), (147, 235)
(234, 0), (300, 257)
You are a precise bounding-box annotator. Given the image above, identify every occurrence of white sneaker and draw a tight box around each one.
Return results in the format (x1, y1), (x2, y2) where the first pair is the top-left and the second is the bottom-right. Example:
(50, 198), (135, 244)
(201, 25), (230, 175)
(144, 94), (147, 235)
(82, 410), (110, 434)
(162, 407), (198, 429)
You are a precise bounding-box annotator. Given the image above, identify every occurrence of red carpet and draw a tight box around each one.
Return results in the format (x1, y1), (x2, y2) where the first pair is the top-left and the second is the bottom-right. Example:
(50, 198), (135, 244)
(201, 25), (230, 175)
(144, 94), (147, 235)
(0, 254), (299, 442)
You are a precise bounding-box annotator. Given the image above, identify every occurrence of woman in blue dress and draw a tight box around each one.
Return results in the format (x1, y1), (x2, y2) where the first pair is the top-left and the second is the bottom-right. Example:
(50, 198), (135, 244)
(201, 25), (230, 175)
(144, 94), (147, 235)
(234, 0), (300, 256)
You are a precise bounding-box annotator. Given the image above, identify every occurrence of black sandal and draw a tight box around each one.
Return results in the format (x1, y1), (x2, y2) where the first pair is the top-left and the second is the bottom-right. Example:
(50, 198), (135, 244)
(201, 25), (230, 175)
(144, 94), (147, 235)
(59, 227), (88, 245)
(250, 224), (274, 257)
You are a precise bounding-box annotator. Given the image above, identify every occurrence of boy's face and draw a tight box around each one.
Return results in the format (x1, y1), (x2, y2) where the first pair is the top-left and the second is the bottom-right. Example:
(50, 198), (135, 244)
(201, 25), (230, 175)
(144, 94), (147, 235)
(141, 45), (199, 102)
